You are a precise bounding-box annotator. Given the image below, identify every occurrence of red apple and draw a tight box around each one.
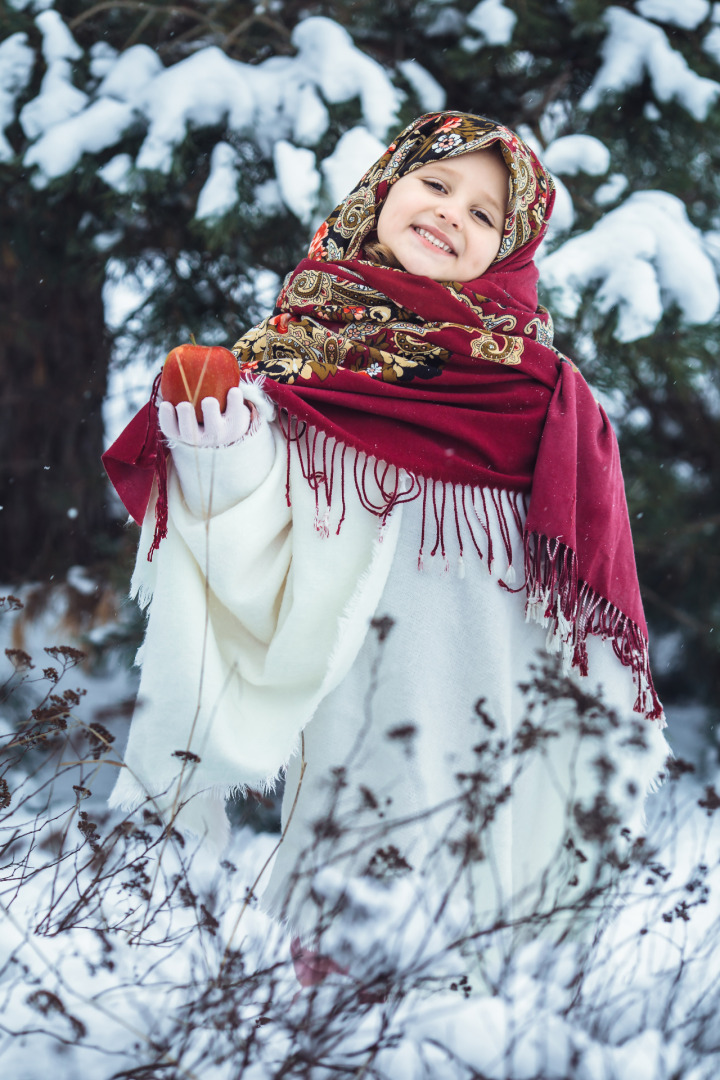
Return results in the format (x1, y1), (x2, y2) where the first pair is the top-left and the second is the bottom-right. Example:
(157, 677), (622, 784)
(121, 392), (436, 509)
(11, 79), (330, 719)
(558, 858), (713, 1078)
(160, 343), (240, 423)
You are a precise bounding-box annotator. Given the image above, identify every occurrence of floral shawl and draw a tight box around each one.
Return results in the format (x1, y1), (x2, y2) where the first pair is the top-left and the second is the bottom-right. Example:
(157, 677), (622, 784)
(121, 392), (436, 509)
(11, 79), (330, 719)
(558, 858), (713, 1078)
(103, 112), (663, 721)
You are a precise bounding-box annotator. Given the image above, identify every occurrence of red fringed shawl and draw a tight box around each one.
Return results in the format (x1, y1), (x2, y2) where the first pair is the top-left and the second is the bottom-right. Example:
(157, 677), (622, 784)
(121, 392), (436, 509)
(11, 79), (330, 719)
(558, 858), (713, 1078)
(103, 112), (663, 721)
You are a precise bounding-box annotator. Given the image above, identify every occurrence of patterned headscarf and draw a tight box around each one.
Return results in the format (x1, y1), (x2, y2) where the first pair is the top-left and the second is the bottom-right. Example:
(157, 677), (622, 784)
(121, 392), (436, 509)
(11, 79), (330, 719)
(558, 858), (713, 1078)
(234, 112), (556, 389)
(307, 111), (554, 268)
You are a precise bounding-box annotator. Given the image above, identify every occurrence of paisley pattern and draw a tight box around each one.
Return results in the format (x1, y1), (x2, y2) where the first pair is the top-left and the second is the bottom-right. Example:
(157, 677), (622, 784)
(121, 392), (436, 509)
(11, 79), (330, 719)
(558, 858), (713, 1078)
(305, 111), (553, 267)
(234, 112), (556, 387)
(236, 268), (449, 384)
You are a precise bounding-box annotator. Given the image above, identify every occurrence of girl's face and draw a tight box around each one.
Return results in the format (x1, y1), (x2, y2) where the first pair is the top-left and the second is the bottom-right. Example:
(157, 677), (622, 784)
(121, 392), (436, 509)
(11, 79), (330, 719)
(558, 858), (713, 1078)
(376, 148), (508, 282)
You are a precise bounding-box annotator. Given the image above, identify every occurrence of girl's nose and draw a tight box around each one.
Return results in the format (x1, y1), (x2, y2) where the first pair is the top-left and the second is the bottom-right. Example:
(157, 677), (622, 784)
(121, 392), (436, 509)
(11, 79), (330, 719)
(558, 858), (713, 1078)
(436, 204), (461, 229)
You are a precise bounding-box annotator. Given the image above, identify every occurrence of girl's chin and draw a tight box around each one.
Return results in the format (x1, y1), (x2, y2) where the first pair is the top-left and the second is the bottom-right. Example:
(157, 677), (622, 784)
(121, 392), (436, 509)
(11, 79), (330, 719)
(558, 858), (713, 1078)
(397, 249), (456, 280)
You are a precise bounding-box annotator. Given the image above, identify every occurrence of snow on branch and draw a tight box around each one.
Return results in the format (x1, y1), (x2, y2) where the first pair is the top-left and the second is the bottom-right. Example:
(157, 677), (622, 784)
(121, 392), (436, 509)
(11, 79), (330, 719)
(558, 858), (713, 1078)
(581, 6), (720, 120)
(540, 191), (720, 341)
(635, 0), (711, 31)
(543, 134), (611, 177)
(0, 32), (34, 162)
(466, 0), (517, 45)
(195, 141), (242, 222)
(6, 10), (401, 222)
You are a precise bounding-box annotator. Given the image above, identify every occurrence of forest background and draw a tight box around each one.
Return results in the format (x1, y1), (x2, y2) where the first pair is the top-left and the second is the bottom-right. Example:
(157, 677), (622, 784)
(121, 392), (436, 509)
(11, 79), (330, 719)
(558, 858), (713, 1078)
(1, 0), (718, 748)
(1, 1), (720, 1076)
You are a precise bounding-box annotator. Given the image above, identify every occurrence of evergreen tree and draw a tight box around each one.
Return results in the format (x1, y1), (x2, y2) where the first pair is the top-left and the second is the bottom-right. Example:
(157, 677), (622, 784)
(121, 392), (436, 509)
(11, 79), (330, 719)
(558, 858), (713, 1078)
(1, 0), (718, 731)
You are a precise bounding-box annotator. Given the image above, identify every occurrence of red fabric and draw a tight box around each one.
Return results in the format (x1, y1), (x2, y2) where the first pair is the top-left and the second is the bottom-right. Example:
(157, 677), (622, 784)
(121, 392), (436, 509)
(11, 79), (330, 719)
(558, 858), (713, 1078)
(526, 360), (647, 636)
(290, 936), (349, 987)
(262, 262), (552, 493)
(102, 375), (168, 557)
(246, 254), (648, 639)
(101, 112), (660, 717)
(102, 401), (158, 527)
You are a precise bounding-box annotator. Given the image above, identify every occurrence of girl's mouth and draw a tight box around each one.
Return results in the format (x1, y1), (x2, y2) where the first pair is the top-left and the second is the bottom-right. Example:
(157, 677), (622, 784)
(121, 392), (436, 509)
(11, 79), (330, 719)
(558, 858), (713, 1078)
(413, 226), (456, 256)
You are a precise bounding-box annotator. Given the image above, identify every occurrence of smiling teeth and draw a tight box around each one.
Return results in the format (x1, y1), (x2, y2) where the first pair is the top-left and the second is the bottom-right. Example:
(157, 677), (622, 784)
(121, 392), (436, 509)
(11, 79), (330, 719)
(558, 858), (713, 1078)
(415, 227), (453, 253)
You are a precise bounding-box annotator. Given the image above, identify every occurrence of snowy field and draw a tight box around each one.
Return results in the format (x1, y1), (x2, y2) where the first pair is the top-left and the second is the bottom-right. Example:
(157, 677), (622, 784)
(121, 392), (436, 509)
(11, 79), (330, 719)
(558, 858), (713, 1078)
(2, 591), (720, 1080)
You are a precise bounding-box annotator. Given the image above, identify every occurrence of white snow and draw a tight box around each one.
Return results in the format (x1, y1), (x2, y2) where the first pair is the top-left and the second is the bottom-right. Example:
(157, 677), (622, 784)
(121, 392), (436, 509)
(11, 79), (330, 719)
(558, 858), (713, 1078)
(0, 32), (35, 162)
(514, 126), (576, 240)
(254, 178), (283, 213)
(7, 8), (401, 184)
(98, 43), (163, 102)
(1, 582), (719, 1079)
(539, 99), (573, 143)
(460, 34), (483, 54)
(540, 190), (720, 341)
(195, 141), (241, 221)
(19, 59), (88, 140)
(89, 41), (118, 81)
(25, 98), (135, 184)
(35, 8), (82, 63)
(702, 228), (720, 271)
(7, 0), (53, 9)
(8, 13), (397, 182)
(425, 5), (467, 37)
(93, 229), (123, 252)
(398, 58), (446, 111)
(581, 7), (720, 120)
(291, 17), (400, 139)
(635, 0), (711, 29)
(289, 82), (329, 146)
(466, 0), (517, 44)
(320, 125), (387, 209)
(18, 8), (88, 144)
(97, 152), (134, 193)
(543, 134), (610, 176)
(593, 171), (629, 206)
(273, 140), (320, 223)
(543, 173), (575, 239)
(703, 25), (720, 63)
(135, 46), (255, 173)
(66, 565), (98, 596)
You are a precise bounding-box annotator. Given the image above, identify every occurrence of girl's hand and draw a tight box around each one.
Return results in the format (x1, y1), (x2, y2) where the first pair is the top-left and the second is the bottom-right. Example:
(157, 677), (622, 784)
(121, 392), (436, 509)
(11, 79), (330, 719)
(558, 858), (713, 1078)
(159, 386), (254, 448)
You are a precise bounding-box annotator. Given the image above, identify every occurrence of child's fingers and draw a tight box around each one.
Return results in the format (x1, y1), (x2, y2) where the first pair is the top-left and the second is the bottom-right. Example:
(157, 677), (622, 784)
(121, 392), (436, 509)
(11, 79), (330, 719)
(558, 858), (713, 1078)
(224, 386), (252, 441)
(176, 401), (202, 444)
(198, 393), (250, 447)
(160, 391), (253, 449)
(158, 400), (181, 442)
(200, 395), (223, 442)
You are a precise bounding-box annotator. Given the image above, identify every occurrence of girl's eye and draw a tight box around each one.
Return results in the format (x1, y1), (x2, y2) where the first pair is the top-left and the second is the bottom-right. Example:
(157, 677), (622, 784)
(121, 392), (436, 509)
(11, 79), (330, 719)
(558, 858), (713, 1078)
(472, 208), (493, 226)
(423, 179), (446, 193)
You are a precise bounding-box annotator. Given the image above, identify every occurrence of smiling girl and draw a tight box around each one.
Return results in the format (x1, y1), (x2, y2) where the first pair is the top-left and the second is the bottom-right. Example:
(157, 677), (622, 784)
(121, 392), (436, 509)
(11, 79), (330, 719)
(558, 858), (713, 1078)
(106, 113), (669, 969)
(375, 148), (509, 279)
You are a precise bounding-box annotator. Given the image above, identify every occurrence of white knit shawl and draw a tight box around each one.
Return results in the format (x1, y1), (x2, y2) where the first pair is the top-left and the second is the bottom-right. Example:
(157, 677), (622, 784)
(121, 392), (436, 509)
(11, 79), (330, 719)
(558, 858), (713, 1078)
(109, 386), (402, 848)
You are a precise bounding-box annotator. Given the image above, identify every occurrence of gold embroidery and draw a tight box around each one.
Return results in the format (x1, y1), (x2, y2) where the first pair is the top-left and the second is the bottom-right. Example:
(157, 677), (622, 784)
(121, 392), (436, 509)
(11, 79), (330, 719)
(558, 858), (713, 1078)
(285, 269), (334, 307)
(470, 333), (524, 365)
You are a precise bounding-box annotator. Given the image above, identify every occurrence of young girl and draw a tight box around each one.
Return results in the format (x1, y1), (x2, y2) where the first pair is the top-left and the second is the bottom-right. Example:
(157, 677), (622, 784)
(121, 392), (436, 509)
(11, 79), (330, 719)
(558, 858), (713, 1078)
(106, 112), (669, 954)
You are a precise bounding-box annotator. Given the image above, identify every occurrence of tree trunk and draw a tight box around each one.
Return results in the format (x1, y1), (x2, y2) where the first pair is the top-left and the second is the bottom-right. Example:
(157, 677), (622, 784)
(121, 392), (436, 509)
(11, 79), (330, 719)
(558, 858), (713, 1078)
(0, 185), (118, 582)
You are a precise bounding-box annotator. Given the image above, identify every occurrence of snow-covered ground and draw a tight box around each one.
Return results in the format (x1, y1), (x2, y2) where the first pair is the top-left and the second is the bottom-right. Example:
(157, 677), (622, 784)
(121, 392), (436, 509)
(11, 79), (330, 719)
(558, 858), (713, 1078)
(2, 594), (719, 1079)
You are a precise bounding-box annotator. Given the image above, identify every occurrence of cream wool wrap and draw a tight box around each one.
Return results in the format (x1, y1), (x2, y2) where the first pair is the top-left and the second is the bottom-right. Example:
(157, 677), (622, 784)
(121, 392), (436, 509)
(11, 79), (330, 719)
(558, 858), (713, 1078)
(109, 382), (403, 847)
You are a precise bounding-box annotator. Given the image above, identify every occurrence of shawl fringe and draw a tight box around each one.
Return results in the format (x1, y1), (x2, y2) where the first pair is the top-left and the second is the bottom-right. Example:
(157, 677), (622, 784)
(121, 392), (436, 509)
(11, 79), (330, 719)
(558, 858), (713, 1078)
(279, 410), (666, 728)
(524, 533), (665, 727)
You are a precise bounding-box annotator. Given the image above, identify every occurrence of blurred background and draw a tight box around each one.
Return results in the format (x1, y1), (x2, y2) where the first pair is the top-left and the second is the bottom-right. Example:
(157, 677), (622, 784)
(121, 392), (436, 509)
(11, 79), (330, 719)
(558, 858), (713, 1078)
(1, 0), (718, 768)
